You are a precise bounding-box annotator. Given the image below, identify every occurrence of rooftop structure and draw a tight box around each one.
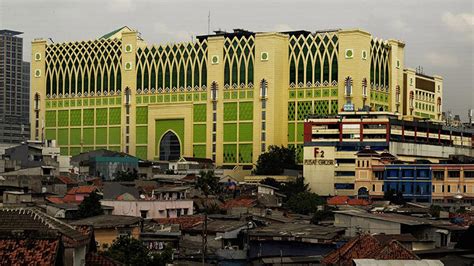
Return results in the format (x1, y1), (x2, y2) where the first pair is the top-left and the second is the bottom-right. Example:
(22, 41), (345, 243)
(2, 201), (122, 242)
(303, 112), (474, 196)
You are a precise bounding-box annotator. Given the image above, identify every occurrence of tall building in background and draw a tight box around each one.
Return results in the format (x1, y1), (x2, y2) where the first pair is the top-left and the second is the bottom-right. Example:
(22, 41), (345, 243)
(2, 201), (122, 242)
(0, 30), (30, 143)
(30, 27), (443, 166)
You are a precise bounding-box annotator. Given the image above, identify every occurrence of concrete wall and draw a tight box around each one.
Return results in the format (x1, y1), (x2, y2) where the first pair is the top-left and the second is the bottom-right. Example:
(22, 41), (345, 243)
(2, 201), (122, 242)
(334, 213), (401, 237)
(101, 199), (194, 219)
(390, 142), (473, 160)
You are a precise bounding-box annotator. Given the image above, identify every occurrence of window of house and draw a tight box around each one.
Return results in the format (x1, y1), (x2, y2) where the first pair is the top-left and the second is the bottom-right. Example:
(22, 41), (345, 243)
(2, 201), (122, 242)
(402, 169), (414, 177)
(140, 210), (148, 218)
(448, 185), (451, 193)
(184, 208), (189, 215)
(448, 171), (460, 178)
(433, 171), (444, 180)
(464, 171), (474, 178)
(432, 185), (435, 192)
(387, 169), (398, 178)
(374, 171), (384, 180)
(372, 184), (376, 192)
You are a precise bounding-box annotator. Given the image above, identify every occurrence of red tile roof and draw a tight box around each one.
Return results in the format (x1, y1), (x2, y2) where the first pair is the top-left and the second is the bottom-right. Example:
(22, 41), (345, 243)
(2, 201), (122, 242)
(322, 234), (419, 265)
(57, 175), (78, 185)
(220, 197), (257, 210)
(46, 196), (65, 204)
(154, 215), (204, 230)
(327, 196), (370, 206)
(0, 239), (60, 265)
(68, 185), (97, 194)
(46, 185), (98, 204)
(86, 252), (122, 266)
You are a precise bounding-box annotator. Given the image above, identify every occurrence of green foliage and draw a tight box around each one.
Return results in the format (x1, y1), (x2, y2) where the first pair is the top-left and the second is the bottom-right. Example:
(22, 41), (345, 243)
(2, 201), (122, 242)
(383, 189), (406, 205)
(429, 205), (442, 218)
(104, 236), (151, 266)
(150, 246), (173, 266)
(280, 176), (310, 200)
(260, 176), (310, 202)
(76, 191), (104, 219)
(113, 169), (138, 181)
(311, 206), (335, 225)
(286, 192), (325, 215)
(196, 171), (221, 197)
(254, 145), (297, 175)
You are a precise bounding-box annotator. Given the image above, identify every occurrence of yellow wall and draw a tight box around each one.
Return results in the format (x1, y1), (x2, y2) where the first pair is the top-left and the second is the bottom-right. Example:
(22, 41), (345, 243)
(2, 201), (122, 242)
(95, 227), (140, 250)
(30, 28), (443, 167)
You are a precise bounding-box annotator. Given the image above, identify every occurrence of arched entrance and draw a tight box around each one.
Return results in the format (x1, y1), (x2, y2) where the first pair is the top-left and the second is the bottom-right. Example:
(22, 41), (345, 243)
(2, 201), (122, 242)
(159, 131), (181, 161)
(357, 187), (369, 199)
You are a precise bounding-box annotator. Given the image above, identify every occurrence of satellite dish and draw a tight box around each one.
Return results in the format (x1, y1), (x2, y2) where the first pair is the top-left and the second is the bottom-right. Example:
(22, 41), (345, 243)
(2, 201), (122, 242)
(140, 194), (146, 199)
(454, 193), (463, 200)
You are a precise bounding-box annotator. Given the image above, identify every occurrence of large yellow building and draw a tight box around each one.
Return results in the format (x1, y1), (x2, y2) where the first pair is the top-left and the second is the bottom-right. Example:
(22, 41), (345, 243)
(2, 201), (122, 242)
(30, 27), (442, 167)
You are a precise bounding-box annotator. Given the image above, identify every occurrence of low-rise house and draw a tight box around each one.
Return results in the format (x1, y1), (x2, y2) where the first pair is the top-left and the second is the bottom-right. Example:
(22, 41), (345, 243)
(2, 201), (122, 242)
(101, 199), (194, 219)
(327, 196), (371, 206)
(154, 186), (190, 201)
(334, 209), (466, 249)
(46, 185), (98, 204)
(141, 217), (203, 252)
(70, 149), (139, 180)
(244, 175), (296, 184)
(2, 191), (32, 205)
(45, 203), (114, 219)
(248, 223), (345, 260)
(322, 234), (421, 265)
(0, 207), (90, 266)
(174, 157), (215, 174)
(70, 215), (142, 249)
(183, 218), (250, 260)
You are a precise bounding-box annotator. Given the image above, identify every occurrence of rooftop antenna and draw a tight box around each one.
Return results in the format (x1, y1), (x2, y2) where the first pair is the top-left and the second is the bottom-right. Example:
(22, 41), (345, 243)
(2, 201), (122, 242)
(208, 10), (211, 35)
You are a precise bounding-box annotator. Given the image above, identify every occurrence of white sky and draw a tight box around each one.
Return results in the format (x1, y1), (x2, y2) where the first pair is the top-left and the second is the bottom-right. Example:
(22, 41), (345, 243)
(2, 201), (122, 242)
(1, 0), (473, 120)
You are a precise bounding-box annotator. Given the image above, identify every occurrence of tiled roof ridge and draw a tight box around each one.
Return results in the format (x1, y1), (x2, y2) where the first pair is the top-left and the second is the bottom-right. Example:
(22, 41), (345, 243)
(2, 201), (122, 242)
(1, 207), (80, 233)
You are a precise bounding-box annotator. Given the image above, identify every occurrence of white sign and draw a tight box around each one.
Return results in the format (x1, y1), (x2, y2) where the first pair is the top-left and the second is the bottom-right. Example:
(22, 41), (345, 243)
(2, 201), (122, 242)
(343, 104), (354, 111)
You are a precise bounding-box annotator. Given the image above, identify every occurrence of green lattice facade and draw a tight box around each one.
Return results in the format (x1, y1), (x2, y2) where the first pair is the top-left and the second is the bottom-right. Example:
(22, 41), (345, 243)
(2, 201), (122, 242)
(31, 27), (431, 166)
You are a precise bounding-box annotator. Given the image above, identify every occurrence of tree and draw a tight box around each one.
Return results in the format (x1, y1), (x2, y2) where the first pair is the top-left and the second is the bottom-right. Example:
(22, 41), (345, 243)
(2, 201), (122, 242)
(429, 205), (442, 218)
(104, 236), (151, 265)
(113, 168), (139, 182)
(280, 176), (310, 200)
(286, 192), (325, 215)
(195, 170), (221, 197)
(254, 145), (298, 175)
(76, 191), (103, 219)
(311, 206), (335, 225)
(150, 246), (173, 266)
(383, 189), (405, 205)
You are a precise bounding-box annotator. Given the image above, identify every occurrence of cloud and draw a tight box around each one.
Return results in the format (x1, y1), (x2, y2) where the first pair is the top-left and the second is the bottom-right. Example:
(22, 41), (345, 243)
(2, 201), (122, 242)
(153, 22), (193, 43)
(441, 12), (474, 39)
(425, 52), (459, 68)
(390, 19), (412, 33)
(105, 0), (135, 12)
(272, 24), (293, 32)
